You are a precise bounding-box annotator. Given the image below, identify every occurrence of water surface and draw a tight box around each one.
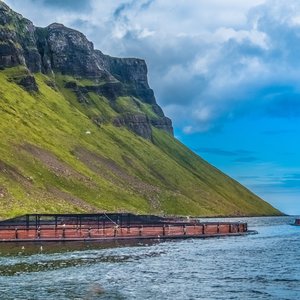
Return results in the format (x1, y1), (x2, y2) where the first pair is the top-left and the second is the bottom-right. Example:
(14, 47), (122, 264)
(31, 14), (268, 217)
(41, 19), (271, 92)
(0, 216), (299, 299)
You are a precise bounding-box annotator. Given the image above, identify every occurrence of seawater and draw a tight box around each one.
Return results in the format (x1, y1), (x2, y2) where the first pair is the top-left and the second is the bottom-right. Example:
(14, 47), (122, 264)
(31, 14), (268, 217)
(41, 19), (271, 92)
(0, 216), (299, 300)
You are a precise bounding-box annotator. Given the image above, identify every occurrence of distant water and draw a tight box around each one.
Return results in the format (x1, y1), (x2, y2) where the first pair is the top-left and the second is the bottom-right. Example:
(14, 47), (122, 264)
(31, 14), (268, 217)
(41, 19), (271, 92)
(0, 216), (299, 300)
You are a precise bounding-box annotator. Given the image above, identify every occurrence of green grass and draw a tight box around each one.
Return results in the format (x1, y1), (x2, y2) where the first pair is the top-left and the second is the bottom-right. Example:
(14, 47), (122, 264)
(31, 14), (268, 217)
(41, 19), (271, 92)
(55, 73), (102, 87)
(0, 67), (282, 219)
(55, 74), (117, 122)
(114, 96), (159, 120)
(115, 96), (141, 113)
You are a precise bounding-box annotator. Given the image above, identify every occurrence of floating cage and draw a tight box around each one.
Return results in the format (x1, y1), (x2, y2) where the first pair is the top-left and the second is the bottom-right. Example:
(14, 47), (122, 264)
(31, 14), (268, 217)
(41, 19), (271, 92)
(0, 213), (250, 242)
(0, 213), (196, 230)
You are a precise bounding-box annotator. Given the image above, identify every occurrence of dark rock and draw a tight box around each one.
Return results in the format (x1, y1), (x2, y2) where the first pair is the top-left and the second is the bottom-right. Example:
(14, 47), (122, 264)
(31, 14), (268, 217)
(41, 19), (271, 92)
(64, 81), (89, 104)
(113, 114), (152, 139)
(75, 90), (89, 104)
(45, 80), (58, 90)
(100, 53), (156, 104)
(0, 2), (12, 25)
(64, 81), (78, 89)
(21, 19), (41, 73)
(0, 2), (41, 72)
(0, 41), (22, 68)
(151, 117), (174, 136)
(96, 82), (124, 101)
(152, 104), (165, 118)
(84, 82), (124, 101)
(18, 74), (38, 92)
(36, 23), (111, 79)
(100, 54), (149, 90)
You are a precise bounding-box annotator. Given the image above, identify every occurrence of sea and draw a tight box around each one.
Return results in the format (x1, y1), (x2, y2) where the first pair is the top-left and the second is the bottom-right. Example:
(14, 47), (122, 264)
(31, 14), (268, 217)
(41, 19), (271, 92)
(0, 216), (299, 300)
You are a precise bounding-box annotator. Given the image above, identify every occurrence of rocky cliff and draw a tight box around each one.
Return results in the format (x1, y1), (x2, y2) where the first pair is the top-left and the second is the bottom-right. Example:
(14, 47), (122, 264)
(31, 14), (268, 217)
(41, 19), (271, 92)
(0, 1), (173, 138)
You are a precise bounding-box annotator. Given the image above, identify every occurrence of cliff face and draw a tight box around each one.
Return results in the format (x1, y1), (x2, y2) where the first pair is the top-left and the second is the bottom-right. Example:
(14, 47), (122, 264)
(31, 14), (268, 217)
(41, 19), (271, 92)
(0, 2), (40, 72)
(0, 2), (173, 138)
(35, 24), (110, 79)
(0, 1), (281, 219)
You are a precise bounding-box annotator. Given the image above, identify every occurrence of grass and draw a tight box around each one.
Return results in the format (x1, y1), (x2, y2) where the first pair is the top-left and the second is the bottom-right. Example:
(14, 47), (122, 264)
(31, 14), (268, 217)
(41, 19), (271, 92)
(114, 96), (160, 120)
(0, 67), (282, 219)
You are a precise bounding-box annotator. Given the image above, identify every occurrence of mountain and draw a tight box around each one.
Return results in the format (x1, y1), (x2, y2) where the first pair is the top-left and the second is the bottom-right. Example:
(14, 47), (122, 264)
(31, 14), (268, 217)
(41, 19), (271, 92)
(0, 1), (281, 219)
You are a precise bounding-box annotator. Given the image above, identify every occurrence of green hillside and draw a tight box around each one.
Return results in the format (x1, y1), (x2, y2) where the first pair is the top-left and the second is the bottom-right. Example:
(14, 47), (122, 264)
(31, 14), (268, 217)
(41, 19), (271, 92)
(0, 66), (281, 219)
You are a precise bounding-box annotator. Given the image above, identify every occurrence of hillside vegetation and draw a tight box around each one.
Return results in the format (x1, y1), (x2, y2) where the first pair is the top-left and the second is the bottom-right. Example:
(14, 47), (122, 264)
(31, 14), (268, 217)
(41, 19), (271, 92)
(0, 1), (281, 218)
(0, 67), (281, 219)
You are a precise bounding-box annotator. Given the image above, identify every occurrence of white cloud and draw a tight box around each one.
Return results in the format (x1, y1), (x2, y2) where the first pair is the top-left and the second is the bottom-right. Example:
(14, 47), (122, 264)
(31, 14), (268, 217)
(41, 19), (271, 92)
(213, 27), (268, 49)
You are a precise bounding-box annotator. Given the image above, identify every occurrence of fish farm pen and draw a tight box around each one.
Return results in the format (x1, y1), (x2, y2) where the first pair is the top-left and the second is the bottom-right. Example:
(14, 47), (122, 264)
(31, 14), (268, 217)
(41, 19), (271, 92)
(0, 213), (253, 242)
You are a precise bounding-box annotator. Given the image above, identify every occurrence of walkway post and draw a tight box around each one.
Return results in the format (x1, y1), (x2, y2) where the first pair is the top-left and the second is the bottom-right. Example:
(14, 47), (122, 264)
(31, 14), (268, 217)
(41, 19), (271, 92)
(26, 215), (29, 230)
(139, 225), (143, 236)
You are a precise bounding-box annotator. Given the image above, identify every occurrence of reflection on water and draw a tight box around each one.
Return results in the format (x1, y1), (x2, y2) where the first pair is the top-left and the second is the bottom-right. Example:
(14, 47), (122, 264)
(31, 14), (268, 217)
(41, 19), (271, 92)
(0, 216), (299, 299)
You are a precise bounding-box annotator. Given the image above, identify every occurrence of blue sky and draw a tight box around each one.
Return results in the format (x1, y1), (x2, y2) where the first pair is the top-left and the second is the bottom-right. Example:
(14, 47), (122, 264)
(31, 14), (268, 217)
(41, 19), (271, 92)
(4, 0), (300, 215)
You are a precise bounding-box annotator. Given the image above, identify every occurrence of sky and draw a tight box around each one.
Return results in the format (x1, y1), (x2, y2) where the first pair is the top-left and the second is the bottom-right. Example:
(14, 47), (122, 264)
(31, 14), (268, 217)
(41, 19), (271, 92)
(4, 0), (300, 215)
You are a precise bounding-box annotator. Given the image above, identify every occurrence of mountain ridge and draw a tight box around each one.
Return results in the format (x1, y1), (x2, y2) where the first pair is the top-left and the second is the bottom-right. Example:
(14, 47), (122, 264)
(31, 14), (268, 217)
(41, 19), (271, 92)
(0, 1), (172, 139)
(0, 1), (281, 218)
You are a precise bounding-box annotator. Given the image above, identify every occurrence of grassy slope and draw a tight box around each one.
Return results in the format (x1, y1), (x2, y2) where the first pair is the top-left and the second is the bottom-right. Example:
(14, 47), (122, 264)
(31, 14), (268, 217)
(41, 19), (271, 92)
(0, 67), (281, 219)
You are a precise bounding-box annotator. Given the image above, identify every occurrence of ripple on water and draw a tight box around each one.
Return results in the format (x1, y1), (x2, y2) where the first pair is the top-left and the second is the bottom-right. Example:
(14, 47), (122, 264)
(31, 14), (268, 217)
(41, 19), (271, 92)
(0, 216), (299, 300)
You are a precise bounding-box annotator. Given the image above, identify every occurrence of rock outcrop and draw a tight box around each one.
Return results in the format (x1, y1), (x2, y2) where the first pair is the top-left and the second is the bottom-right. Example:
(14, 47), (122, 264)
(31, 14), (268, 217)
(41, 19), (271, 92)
(18, 74), (38, 92)
(113, 114), (153, 139)
(35, 24), (111, 79)
(100, 54), (156, 105)
(0, 1), (173, 138)
(0, 2), (40, 71)
(150, 117), (173, 136)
